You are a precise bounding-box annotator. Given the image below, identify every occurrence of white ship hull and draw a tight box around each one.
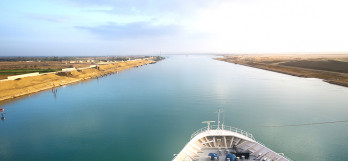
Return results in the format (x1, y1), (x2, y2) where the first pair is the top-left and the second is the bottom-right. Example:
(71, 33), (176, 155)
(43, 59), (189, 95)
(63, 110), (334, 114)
(173, 125), (291, 161)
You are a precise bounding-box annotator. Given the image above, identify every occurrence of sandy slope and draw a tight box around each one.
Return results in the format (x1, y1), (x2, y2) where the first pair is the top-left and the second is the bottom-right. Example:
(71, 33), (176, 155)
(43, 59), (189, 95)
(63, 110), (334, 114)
(216, 54), (348, 87)
(0, 59), (154, 102)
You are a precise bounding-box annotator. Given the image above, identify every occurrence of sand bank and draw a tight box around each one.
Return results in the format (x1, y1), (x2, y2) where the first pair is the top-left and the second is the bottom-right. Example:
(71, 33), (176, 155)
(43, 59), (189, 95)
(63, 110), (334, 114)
(0, 59), (154, 102)
(216, 54), (348, 87)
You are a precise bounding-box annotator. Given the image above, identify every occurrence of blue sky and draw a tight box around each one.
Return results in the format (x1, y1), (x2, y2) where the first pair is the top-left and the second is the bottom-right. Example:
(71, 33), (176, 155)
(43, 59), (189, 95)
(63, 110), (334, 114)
(1, 0), (348, 56)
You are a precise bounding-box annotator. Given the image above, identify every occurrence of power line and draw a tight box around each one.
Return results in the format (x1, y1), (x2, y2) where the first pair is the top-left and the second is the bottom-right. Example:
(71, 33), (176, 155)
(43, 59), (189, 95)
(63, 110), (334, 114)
(263, 120), (348, 127)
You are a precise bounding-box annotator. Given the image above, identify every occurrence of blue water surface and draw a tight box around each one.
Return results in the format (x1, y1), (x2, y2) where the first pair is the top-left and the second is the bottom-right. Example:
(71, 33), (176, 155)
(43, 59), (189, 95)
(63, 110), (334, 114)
(1, 55), (348, 161)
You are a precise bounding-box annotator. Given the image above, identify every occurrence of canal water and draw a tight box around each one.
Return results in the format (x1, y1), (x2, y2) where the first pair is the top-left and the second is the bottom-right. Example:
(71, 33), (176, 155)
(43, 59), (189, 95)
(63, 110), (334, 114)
(1, 55), (348, 161)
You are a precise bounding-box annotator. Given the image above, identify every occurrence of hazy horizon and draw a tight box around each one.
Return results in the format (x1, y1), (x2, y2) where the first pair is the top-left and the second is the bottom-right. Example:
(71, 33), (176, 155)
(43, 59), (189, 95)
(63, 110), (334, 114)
(1, 0), (348, 56)
(2, 52), (348, 57)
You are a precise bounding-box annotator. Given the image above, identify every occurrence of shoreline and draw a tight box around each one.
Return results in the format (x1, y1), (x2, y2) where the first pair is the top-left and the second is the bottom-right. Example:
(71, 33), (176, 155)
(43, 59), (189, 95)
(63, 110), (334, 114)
(0, 59), (155, 103)
(215, 55), (348, 88)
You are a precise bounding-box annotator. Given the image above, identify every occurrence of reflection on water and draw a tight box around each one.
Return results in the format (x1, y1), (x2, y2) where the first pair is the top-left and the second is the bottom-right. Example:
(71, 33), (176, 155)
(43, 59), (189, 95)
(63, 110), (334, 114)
(0, 55), (348, 161)
(0, 107), (5, 121)
(52, 87), (58, 99)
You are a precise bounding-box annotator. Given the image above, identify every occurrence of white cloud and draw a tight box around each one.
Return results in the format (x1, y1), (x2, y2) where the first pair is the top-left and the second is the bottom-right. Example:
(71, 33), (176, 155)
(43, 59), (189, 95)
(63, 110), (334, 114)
(1, 0), (348, 55)
(185, 0), (348, 53)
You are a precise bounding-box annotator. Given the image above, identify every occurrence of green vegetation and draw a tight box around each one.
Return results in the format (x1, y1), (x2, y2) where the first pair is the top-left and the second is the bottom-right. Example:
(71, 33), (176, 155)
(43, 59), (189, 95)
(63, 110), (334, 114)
(0, 69), (61, 75)
(0, 56), (76, 62)
(108, 57), (129, 61)
(0, 56), (164, 62)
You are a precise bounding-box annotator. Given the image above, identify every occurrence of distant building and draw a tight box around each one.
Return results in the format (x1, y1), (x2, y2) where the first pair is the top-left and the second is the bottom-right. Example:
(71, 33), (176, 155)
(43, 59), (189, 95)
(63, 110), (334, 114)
(7, 72), (40, 80)
(62, 68), (77, 72)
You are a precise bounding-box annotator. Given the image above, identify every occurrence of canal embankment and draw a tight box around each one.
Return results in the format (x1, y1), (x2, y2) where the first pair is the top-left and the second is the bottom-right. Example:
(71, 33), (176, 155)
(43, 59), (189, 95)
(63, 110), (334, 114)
(0, 59), (155, 102)
(216, 54), (348, 87)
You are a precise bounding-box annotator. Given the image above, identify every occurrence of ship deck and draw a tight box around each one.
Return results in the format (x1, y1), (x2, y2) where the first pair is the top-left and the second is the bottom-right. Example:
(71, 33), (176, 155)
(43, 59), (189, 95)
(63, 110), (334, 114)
(173, 125), (291, 161)
(195, 147), (259, 161)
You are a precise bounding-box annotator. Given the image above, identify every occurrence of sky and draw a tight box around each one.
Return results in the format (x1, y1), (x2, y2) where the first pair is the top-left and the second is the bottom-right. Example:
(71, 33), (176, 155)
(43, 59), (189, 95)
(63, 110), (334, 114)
(1, 0), (348, 56)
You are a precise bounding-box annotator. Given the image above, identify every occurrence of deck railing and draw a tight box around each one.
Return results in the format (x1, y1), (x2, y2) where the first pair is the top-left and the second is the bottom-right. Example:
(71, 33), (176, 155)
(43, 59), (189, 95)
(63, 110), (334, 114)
(255, 141), (293, 161)
(190, 125), (255, 140)
(189, 125), (292, 160)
